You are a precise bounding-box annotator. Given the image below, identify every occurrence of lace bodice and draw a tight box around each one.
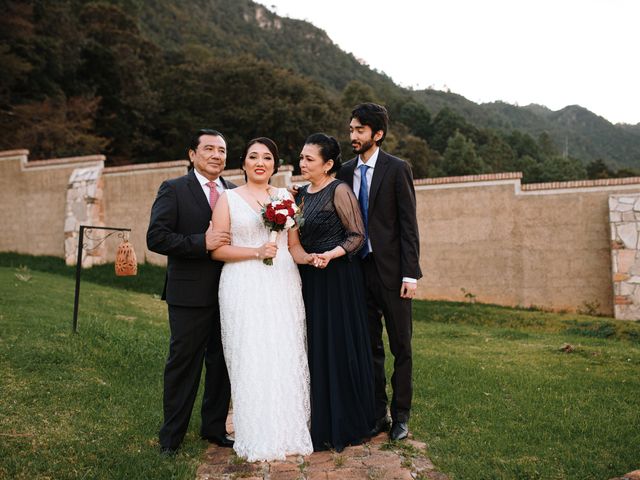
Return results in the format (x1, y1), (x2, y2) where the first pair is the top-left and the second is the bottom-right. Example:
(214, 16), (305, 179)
(297, 180), (365, 256)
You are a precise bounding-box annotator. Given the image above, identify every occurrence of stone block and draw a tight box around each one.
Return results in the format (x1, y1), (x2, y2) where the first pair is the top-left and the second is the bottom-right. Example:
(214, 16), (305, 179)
(411, 456), (436, 472)
(615, 304), (640, 321)
(64, 215), (78, 233)
(611, 239), (625, 249)
(630, 260), (640, 276)
(344, 445), (369, 458)
(617, 223), (638, 249)
(620, 282), (635, 296)
(326, 468), (369, 479)
(613, 273), (629, 282)
(614, 295), (633, 305)
(69, 166), (102, 183)
(307, 473), (328, 480)
(617, 250), (637, 273)
(424, 472), (450, 480)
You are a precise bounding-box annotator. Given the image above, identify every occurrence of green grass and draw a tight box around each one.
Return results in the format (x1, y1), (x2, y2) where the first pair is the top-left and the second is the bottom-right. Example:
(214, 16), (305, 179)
(0, 252), (166, 296)
(1, 254), (640, 479)
(0, 263), (203, 479)
(408, 301), (640, 479)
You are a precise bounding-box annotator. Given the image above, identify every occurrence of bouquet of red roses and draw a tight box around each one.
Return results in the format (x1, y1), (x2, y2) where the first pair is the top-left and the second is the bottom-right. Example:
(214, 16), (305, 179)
(260, 195), (304, 265)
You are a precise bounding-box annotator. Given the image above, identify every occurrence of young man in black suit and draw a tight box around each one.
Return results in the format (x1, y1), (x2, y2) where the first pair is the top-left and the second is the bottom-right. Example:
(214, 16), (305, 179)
(337, 103), (422, 441)
(147, 129), (236, 454)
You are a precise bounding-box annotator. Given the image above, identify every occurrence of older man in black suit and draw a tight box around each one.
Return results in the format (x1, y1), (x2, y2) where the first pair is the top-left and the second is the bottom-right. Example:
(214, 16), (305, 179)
(147, 129), (236, 454)
(337, 103), (422, 441)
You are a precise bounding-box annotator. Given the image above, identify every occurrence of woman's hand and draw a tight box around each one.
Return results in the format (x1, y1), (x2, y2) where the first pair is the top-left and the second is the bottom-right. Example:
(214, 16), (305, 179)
(313, 251), (333, 269)
(256, 242), (278, 260)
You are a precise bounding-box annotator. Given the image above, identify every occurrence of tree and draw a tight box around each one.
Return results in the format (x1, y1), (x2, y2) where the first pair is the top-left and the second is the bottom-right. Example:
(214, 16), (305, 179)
(506, 130), (543, 162)
(430, 107), (476, 154)
(5, 95), (108, 158)
(0, 1), (34, 104)
(394, 133), (441, 179)
(511, 155), (544, 183)
(443, 131), (486, 176)
(78, 2), (162, 163)
(586, 159), (614, 179)
(397, 101), (432, 141)
(538, 156), (587, 182)
(153, 56), (341, 169)
(478, 132), (516, 172)
(340, 80), (380, 110)
(538, 131), (559, 158)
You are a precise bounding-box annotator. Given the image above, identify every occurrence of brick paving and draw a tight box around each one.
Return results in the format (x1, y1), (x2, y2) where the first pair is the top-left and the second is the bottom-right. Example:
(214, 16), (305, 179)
(196, 415), (449, 480)
(196, 416), (639, 480)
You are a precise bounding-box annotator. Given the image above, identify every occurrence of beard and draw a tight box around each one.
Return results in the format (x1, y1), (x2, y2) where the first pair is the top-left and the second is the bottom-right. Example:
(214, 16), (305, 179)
(351, 138), (376, 155)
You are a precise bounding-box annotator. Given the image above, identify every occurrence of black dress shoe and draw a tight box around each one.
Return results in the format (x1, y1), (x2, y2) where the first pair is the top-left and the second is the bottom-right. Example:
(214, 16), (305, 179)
(203, 434), (235, 448)
(369, 415), (392, 436)
(160, 446), (178, 456)
(389, 421), (409, 441)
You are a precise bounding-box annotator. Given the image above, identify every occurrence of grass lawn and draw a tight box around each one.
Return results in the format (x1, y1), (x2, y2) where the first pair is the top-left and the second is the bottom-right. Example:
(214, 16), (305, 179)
(409, 301), (640, 479)
(1, 254), (639, 479)
(0, 261), (201, 479)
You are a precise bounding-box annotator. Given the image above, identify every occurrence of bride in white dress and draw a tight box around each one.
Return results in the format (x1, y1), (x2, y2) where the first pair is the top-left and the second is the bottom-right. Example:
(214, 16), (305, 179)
(211, 137), (313, 461)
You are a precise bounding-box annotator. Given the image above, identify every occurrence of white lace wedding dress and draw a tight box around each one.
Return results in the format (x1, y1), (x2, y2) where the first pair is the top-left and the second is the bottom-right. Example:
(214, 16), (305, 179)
(218, 188), (313, 461)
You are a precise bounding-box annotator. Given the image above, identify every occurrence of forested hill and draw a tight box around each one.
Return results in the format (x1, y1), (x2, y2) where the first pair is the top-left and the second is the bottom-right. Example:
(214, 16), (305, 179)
(137, 0), (396, 94)
(1, 0), (638, 182)
(412, 90), (640, 169)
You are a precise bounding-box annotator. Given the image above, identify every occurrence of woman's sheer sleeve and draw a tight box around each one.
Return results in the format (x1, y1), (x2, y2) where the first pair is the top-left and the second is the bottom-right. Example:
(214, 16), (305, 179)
(333, 182), (365, 255)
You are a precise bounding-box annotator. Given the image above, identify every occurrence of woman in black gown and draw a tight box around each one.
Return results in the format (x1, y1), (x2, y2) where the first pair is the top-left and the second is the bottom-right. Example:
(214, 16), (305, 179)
(293, 133), (375, 452)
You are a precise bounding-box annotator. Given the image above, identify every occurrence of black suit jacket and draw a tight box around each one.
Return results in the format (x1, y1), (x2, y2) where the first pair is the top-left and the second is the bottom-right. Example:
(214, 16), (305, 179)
(338, 150), (422, 290)
(147, 169), (236, 307)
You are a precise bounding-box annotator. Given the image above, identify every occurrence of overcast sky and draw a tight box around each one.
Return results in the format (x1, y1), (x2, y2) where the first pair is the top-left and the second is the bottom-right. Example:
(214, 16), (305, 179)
(260, 0), (640, 125)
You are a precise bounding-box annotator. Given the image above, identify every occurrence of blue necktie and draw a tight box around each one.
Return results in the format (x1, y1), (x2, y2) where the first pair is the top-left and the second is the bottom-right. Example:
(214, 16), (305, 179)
(358, 164), (370, 258)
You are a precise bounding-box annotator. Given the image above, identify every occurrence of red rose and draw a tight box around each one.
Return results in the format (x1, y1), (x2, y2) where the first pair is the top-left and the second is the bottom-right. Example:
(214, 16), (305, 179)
(265, 207), (276, 221)
(287, 206), (294, 216)
(275, 213), (286, 224)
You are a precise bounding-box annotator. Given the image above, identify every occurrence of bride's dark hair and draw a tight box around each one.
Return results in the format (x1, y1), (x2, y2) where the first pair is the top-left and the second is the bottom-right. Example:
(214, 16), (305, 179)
(304, 133), (342, 174)
(241, 137), (280, 181)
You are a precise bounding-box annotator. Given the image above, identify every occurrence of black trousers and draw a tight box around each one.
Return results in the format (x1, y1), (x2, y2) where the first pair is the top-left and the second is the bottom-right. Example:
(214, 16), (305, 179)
(159, 304), (231, 449)
(362, 255), (413, 423)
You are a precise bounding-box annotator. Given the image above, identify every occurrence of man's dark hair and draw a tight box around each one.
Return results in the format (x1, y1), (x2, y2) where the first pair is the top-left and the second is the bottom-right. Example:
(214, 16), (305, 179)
(188, 129), (226, 153)
(351, 103), (389, 145)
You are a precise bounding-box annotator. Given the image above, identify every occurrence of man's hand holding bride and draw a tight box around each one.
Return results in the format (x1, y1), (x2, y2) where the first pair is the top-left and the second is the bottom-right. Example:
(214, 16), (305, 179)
(206, 221), (231, 252)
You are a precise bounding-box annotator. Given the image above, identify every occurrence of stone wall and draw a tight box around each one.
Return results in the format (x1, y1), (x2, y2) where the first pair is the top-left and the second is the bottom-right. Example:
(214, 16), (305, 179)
(413, 173), (640, 317)
(4, 150), (640, 318)
(609, 194), (640, 319)
(0, 150), (293, 269)
(0, 150), (106, 257)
